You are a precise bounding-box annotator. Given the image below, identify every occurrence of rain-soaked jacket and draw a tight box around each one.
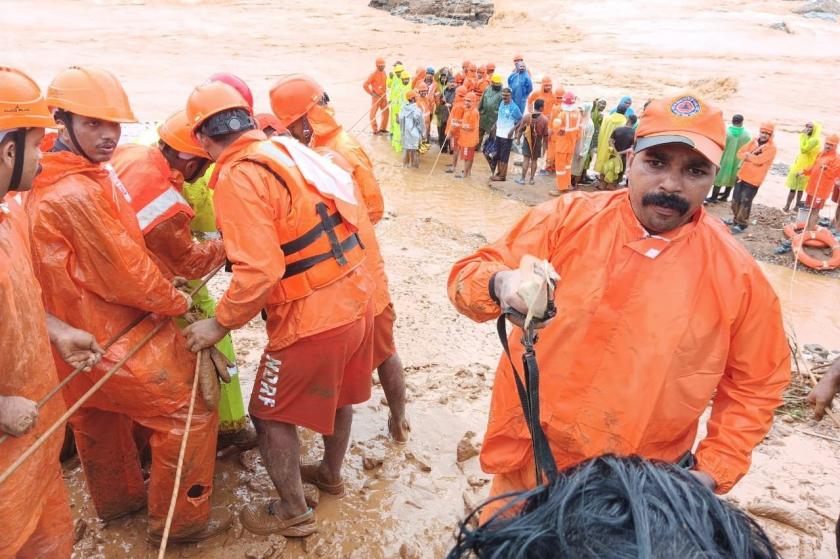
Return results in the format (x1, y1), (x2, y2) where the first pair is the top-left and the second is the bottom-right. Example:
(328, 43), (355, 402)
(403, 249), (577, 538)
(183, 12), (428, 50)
(448, 190), (790, 494)
(111, 144), (225, 279)
(25, 151), (194, 417)
(0, 197), (71, 558)
(804, 148), (840, 201)
(737, 134), (777, 188)
(212, 130), (373, 351)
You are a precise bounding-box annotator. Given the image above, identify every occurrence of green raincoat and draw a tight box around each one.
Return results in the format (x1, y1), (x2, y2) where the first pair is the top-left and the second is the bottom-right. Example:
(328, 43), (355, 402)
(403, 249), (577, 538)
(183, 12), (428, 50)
(714, 125), (751, 188)
(785, 123), (823, 191)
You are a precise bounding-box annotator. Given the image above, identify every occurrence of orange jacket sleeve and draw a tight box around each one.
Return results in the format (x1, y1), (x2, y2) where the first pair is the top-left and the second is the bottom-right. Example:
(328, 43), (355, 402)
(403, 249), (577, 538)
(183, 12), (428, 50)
(448, 200), (567, 323)
(694, 270), (790, 493)
(363, 72), (376, 95)
(214, 163), (288, 330)
(44, 179), (188, 316)
(143, 212), (226, 280)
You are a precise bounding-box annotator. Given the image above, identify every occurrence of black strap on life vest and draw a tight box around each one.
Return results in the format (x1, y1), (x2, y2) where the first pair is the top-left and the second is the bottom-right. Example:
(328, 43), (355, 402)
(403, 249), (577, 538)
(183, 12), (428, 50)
(496, 309), (558, 485)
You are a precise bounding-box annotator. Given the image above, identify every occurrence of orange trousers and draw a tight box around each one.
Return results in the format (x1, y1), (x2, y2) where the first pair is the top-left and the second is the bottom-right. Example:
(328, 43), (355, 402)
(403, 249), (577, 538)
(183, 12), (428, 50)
(554, 150), (574, 191)
(545, 136), (556, 170)
(71, 403), (218, 538)
(0, 470), (73, 559)
(370, 95), (389, 133)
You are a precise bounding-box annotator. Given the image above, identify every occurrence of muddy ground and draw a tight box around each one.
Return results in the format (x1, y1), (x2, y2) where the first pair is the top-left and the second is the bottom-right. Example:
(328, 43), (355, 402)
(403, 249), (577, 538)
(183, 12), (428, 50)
(3, 0), (838, 557)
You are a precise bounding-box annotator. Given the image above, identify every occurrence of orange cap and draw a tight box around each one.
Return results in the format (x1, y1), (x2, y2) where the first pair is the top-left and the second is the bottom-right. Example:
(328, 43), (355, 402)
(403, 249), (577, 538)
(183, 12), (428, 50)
(208, 72), (253, 110)
(0, 66), (56, 130)
(513, 54), (524, 62)
(759, 122), (775, 134)
(455, 85), (468, 98)
(375, 57), (385, 66)
(634, 93), (726, 166)
(269, 74), (324, 128)
(46, 66), (136, 123)
(186, 81), (251, 133)
(405, 90), (417, 101)
(554, 86), (566, 99)
(541, 76), (552, 86)
(158, 109), (207, 158)
(825, 133), (838, 146)
(462, 60), (471, 68)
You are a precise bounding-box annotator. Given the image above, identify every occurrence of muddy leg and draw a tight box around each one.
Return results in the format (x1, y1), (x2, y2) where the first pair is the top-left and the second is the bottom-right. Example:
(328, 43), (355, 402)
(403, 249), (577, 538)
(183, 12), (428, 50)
(784, 190), (795, 213)
(318, 405), (353, 485)
(252, 418), (308, 519)
(378, 353), (409, 442)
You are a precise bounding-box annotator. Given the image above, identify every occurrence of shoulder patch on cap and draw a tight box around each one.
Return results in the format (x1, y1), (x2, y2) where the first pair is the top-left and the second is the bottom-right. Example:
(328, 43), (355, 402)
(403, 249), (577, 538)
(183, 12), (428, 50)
(670, 96), (701, 117)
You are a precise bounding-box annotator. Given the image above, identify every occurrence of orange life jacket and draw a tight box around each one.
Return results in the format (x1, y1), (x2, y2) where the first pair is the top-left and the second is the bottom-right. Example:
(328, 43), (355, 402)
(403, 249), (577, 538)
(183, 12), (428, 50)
(230, 138), (366, 302)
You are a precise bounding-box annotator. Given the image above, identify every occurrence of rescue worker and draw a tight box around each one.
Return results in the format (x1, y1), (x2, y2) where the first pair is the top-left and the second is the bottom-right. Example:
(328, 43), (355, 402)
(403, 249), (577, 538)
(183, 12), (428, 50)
(446, 85), (469, 174)
(0, 65), (104, 559)
(507, 54), (532, 113)
(110, 110), (258, 449)
(526, 76), (554, 115)
(363, 58), (389, 134)
(784, 122), (822, 213)
(26, 66), (229, 543)
(448, 93), (790, 522)
(477, 74), (503, 150)
(549, 91), (581, 195)
(729, 122), (777, 234)
(183, 81), (375, 536)
(268, 73), (410, 442)
(801, 134), (840, 232)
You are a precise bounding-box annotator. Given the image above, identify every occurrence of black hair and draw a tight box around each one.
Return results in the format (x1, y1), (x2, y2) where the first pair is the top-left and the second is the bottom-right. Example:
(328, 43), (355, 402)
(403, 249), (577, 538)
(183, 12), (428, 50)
(617, 105), (628, 115)
(628, 114), (638, 125)
(534, 99), (545, 112)
(447, 455), (780, 559)
(733, 114), (744, 125)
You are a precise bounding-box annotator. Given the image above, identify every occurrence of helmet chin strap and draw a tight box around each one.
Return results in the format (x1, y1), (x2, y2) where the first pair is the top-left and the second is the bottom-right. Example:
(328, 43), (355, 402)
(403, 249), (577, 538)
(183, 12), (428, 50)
(8, 128), (28, 192)
(56, 110), (94, 162)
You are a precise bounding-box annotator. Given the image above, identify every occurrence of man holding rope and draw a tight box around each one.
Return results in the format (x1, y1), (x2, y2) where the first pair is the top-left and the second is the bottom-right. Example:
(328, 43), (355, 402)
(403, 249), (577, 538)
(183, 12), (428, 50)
(448, 93), (791, 522)
(0, 66), (106, 559)
(24, 66), (230, 544)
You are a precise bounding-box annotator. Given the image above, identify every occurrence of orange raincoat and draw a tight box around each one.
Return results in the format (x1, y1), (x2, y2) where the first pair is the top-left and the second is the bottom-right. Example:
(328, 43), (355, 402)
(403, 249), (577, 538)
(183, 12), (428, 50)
(363, 67), (389, 133)
(25, 150), (217, 537)
(736, 133), (777, 187)
(111, 144), (225, 279)
(448, 191), (790, 512)
(212, 130), (373, 351)
(553, 108), (581, 191)
(804, 149), (840, 201)
(0, 197), (73, 559)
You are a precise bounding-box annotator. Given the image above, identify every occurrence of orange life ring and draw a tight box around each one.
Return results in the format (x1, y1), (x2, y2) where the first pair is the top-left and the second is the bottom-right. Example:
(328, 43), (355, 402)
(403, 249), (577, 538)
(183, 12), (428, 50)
(792, 229), (840, 270)
(783, 222), (825, 247)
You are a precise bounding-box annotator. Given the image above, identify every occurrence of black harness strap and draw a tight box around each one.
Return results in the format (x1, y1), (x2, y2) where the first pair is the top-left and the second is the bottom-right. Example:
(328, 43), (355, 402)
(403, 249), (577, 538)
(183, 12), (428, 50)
(497, 314), (558, 484)
(8, 128), (27, 192)
(315, 202), (349, 266)
(282, 233), (361, 278)
(281, 211), (343, 254)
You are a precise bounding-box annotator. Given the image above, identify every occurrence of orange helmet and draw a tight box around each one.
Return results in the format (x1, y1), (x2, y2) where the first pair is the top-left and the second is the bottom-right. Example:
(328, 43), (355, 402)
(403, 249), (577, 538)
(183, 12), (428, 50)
(455, 73), (465, 85)
(158, 109), (207, 158)
(0, 67), (56, 130)
(826, 133), (839, 147)
(486, 63), (496, 72)
(477, 65), (487, 75)
(554, 86), (566, 99)
(269, 73), (325, 128)
(375, 57), (385, 66)
(208, 72), (254, 110)
(255, 113), (286, 135)
(46, 66), (136, 123)
(186, 81), (251, 134)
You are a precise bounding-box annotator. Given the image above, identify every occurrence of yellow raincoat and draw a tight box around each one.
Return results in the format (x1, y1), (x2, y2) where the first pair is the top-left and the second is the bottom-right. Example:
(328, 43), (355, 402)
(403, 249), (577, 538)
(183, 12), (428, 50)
(785, 122), (822, 191)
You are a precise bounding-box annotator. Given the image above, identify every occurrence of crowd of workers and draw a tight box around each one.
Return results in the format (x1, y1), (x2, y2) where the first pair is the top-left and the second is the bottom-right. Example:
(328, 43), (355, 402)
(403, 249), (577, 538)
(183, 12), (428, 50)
(365, 57), (840, 235)
(1, 57), (839, 558)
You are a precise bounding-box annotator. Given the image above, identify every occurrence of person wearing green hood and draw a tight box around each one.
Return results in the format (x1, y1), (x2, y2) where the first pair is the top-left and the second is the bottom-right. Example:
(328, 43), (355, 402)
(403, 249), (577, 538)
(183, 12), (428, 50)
(580, 98), (606, 182)
(705, 114), (751, 204)
(783, 121), (822, 213)
(478, 73), (504, 150)
(390, 70), (411, 153)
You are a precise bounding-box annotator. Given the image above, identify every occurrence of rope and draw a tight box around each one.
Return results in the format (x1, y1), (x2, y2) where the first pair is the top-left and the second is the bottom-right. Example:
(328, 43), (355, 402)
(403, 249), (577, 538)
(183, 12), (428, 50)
(0, 264), (223, 487)
(157, 351), (202, 558)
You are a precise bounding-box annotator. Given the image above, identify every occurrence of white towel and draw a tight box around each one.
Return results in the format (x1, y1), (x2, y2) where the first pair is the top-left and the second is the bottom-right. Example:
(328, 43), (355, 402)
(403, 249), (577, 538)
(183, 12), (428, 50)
(266, 136), (357, 206)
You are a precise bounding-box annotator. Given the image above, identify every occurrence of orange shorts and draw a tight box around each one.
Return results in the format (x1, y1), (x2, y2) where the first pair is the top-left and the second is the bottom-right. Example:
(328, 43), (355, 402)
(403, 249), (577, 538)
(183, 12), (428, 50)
(460, 146), (476, 162)
(249, 308), (374, 435)
(805, 193), (826, 210)
(372, 303), (397, 369)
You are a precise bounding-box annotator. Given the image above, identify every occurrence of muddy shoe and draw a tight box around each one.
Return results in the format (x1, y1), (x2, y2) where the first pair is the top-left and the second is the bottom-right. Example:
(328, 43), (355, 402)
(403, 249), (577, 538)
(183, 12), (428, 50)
(300, 463), (345, 496)
(217, 418), (258, 451)
(148, 506), (232, 544)
(241, 500), (316, 537)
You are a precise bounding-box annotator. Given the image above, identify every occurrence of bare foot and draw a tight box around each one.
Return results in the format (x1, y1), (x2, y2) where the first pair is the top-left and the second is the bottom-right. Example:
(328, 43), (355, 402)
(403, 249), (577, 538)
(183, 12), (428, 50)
(388, 415), (411, 443)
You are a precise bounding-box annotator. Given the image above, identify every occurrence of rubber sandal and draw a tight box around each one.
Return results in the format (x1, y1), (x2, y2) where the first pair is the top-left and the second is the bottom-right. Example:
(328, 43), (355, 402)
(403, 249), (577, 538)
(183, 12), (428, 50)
(300, 464), (345, 496)
(548, 190), (561, 197)
(240, 500), (316, 537)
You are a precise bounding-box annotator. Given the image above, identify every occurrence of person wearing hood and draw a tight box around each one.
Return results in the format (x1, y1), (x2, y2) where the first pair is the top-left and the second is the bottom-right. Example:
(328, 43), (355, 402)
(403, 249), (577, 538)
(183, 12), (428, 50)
(415, 82), (434, 144)
(728, 122), (777, 234)
(802, 134), (840, 232)
(572, 102), (596, 187)
(784, 121), (823, 213)
(478, 74), (504, 150)
(705, 114), (750, 204)
(527, 76), (555, 116)
(445, 85), (469, 173)
(475, 65), (489, 95)
(363, 57), (390, 134)
(594, 102), (628, 177)
(610, 95), (636, 119)
(399, 90), (425, 168)
(549, 91), (582, 195)
(580, 99), (607, 182)
(26, 66), (228, 543)
(390, 71), (412, 153)
(507, 54), (533, 114)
